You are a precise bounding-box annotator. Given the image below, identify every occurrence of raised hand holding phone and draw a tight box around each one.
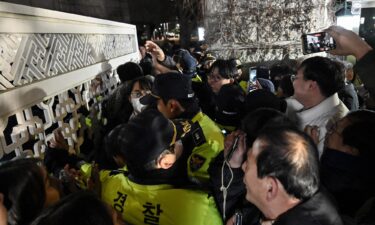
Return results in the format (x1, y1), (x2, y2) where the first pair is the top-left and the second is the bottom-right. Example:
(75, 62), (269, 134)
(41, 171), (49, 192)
(224, 130), (246, 168)
(301, 32), (336, 55)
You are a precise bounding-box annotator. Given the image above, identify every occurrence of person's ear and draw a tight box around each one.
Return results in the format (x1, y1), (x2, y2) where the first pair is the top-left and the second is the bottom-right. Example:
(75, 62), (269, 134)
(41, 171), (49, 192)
(168, 99), (183, 113)
(265, 177), (278, 201)
(309, 80), (319, 91)
(157, 153), (176, 169)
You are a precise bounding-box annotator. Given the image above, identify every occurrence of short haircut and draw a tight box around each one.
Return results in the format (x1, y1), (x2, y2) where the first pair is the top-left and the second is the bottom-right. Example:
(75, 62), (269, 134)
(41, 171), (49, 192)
(228, 58), (240, 78)
(117, 61), (144, 83)
(299, 56), (344, 97)
(342, 110), (375, 160)
(125, 76), (153, 96)
(279, 75), (294, 97)
(161, 96), (200, 116)
(255, 127), (320, 200)
(209, 59), (232, 79)
(270, 63), (294, 80)
(242, 108), (296, 147)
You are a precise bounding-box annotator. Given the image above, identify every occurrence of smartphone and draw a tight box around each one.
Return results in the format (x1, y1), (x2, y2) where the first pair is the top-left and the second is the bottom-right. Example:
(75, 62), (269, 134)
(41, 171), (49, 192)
(249, 67), (257, 83)
(234, 211), (243, 225)
(226, 136), (240, 161)
(301, 32), (336, 55)
(247, 67), (257, 92)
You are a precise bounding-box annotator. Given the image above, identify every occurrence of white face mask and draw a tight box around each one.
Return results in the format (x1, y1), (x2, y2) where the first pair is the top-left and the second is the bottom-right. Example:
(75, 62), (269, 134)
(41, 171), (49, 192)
(131, 97), (147, 114)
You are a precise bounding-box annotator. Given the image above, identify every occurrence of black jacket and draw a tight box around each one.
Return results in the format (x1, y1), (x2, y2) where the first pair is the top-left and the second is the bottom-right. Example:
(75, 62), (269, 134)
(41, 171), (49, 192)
(275, 191), (343, 225)
(354, 50), (375, 100)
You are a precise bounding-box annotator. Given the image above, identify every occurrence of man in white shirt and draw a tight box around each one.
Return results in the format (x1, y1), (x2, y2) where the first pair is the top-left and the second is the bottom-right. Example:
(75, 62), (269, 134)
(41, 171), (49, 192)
(286, 56), (348, 156)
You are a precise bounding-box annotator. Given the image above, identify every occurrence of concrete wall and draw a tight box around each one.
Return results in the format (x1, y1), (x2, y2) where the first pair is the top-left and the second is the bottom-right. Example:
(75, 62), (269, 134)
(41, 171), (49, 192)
(203, 0), (335, 64)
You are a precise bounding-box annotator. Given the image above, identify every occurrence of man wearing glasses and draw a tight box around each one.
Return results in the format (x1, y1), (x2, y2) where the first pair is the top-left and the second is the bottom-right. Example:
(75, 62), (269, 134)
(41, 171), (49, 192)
(286, 56), (348, 157)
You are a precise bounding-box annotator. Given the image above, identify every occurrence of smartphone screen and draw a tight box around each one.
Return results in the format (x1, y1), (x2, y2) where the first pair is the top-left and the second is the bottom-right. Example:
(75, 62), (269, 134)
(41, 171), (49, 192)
(249, 67), (257, 83)
(302, 32), (336, 55)
(247, 67), (257, 92)
(226, 136), (240, 161)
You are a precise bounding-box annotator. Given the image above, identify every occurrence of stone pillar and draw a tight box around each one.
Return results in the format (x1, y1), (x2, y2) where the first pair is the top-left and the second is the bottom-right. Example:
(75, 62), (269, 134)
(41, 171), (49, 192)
(203, 0), (335, 64)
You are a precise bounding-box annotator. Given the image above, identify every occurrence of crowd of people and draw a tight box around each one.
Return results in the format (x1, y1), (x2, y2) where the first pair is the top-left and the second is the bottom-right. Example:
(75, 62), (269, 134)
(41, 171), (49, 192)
(1, 25), (375, 225)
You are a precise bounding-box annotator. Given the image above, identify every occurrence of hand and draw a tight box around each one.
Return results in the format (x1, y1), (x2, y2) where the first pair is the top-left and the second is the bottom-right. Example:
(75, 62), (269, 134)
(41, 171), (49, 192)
(325, 26), (372, 60)
(49, 129), (69, 151)
(145, 41), (165, 62)
(59, 164), (82, 193)
(151, 54), (174, 75)
(88, 162), (101, 196)
(224, 130), (247, 168)
(304, 125), (320, 145)
(226, 214), (235, 225)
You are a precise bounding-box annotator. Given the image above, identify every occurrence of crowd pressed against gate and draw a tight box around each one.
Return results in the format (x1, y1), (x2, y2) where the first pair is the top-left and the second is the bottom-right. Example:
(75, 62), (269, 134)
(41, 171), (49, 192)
(1, 26), (375, 225)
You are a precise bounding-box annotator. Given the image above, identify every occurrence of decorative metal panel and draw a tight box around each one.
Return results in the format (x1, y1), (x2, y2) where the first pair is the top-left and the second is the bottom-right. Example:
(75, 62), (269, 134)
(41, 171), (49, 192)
(0, 33), (136, 91)
(0, 2), (138, 160)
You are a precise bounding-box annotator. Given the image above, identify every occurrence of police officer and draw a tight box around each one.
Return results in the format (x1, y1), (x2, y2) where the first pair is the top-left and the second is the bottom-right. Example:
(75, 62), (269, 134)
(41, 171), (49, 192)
(87, 109), (223, 225)
(141, 73), (224, 185)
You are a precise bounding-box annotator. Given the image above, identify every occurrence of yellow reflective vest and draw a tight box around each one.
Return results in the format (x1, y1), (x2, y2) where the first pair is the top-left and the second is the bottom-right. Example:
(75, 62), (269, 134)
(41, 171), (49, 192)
(98, 170), (223, 225)
(188, 112), (224, 184)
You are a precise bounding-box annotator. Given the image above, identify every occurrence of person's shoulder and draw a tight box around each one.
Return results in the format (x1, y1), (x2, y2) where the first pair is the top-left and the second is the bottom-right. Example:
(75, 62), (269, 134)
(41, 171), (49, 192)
(197, 112), (224, 135)
(276, 191), (343, 225)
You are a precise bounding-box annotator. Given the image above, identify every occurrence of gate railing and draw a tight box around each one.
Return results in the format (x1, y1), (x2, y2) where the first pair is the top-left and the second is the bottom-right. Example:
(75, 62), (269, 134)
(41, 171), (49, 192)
(0, 2), (139, 160)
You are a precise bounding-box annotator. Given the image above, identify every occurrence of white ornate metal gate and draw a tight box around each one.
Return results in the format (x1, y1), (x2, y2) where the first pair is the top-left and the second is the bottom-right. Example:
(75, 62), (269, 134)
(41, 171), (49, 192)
(0, 2), (139, 160)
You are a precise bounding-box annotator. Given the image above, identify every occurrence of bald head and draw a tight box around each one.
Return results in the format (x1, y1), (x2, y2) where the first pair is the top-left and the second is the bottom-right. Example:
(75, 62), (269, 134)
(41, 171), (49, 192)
(255, 127), (320, 200)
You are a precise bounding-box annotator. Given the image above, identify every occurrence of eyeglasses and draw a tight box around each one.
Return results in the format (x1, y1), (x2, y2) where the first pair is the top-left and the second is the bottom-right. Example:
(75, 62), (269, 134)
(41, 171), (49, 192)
(130, 90), (150, 98)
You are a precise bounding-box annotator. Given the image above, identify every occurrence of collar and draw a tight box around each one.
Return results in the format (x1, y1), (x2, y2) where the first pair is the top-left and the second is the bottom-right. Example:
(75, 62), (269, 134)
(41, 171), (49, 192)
(297, 93), (341, 123)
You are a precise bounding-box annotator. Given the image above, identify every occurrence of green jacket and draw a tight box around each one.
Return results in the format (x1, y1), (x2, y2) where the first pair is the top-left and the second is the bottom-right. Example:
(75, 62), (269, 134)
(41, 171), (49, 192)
(187, 112), (224, 184)
(96, 169), (223, 225)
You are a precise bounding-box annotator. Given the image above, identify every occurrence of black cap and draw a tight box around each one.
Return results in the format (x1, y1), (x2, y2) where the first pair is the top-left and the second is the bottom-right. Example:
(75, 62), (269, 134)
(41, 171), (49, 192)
(140, 72), (195, 105)
(245, 89), (287, 113)
(215, 84), (245, 127)
(105, 109), (192, 172)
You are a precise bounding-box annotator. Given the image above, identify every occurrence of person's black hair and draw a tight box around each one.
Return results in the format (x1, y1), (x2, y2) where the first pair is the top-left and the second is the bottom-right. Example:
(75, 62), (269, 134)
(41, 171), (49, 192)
(241, 108), (296, 146)
(116, 62), (144, 83)
(161, 97), (200, 119)
(31, 191), (113, 225)
(279, 75), (294, 97)
(125, 76), (153, 97)
(270, 63), (293, 80)
(0, 158), (46, 225)
(161, 41), (174, 57)
(209, 59), (232, 79)
(104, 124), (125, 161)
(227, 58), (240, 79)
(139, 60), (153, 76)
(255, 127), (320, 200)
(299, 56), (344, 97)
(256, 66), (270, 79)
(342, 110), (375, 160)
